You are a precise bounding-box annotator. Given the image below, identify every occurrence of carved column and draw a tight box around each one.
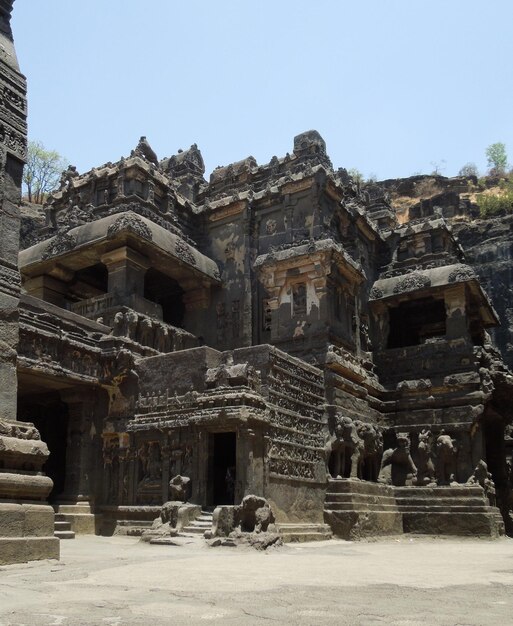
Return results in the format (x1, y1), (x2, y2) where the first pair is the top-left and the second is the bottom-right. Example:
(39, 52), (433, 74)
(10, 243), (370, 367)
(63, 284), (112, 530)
(101, 246), (150, 301)
(0, 0), (59, 563)
(59, 391), (96, 504)
(161, 439), (170, 503)
(444, 285), (470, 341)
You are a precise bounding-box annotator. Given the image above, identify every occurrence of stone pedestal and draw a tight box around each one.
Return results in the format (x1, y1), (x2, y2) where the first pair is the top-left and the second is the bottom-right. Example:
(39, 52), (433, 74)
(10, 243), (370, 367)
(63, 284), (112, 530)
(0, 421), (59, 564)
(394, 485), (504, 537)
(324, 478), (402, 540)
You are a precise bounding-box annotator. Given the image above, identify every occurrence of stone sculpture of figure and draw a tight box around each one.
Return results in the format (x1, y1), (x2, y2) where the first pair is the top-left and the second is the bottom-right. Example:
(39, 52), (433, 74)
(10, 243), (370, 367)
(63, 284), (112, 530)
(154, 324), (169, 353)
(415, 429), (436, 486)
(435, 432), (457, 485)
(125, 310), (138, 340)
(359, 321), (372, 352)
(112, 311), (126, 337)
(59, 164), (78, 190)
(147, 442), (161, 481)
(379, 434), (417, 486)
(357, 422), (383, 482)
(325, 415), (364, 480)
(138, 317), (154, 347)
(169, 474), (191, 502)
(467, 460), (497, 507)
(236, 495), (275, 533)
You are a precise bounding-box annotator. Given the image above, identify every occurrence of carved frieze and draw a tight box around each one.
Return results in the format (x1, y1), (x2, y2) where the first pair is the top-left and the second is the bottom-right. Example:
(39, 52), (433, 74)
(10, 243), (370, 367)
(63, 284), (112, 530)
(41, 231), (77, 260)
(392, 272), (431, 295)
(107, 213), (153, 241)
(175, 238), (197, 266)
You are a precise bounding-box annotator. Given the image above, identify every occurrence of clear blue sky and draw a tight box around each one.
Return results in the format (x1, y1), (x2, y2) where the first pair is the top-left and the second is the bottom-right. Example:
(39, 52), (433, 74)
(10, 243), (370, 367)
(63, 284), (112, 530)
(12, 0), (513, 181)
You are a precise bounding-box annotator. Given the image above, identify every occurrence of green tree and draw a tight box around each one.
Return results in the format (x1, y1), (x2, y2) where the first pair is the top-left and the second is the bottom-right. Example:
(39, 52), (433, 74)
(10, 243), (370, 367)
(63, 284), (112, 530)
(348, 168), (363, 184)
(485, 142), (508, 176)
(22, 140), (68, 204)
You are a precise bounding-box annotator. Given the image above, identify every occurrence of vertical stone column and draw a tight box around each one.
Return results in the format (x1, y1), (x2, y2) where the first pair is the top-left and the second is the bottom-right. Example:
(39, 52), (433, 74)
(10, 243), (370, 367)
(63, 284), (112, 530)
(444, 285), (470, 341)
(101, 246), (150, 301)
(59, 391), (96, 504)
(0, 0), (59, 563)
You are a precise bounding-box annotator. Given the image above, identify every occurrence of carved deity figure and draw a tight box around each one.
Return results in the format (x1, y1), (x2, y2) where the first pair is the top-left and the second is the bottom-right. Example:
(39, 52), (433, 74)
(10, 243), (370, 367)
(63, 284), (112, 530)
(467, 460), (496, 507)
(357, 422), (383, 481)
(415, 429), (436, 486)
(325, 415), (364, 480)
(379, 434), (417, 486)
(435, 432), (457, 485)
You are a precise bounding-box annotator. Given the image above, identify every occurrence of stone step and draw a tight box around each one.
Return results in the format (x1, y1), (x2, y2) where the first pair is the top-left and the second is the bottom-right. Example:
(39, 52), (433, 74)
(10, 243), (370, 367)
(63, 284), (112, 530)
(182, 526), (209, 535)
(325, 493), (397, 505)
(327, 479), (395, 497)
(54, 520), (72, 531)
(394, 487), (484, 498)
(399, 505), (489, 513)
(54, 530), (76, 540)
(117, 520), (154, 527)
(395, 497), (488, 508)
(325, 502), (401, 512)
(402, 511), (504, 537)
(276, 523), (332, 543)
(54, 503), (92, 515)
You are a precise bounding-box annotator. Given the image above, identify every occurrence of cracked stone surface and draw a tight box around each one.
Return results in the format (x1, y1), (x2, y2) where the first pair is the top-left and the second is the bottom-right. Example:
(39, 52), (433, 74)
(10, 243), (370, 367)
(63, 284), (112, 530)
(1, 535), (513, 625)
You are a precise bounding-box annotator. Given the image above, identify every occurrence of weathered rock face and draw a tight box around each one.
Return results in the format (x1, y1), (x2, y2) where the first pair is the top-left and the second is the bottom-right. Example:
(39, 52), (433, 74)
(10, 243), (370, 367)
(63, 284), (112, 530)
(452, 215), (513, 371)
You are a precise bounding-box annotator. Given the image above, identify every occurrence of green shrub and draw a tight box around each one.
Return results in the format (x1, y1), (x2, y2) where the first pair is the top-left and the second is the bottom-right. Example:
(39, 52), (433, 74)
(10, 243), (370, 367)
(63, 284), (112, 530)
(476, 191), (513, 217)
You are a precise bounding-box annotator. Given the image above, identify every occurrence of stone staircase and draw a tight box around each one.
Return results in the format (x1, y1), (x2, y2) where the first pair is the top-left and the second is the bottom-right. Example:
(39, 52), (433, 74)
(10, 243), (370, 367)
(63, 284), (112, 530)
(394, 485), (505, 537)
(275, 523), (332, 542)
(182, 509), (214, 536)
(53, 502), (97, 535)
(54, 514), (75, 540)
(324, 478), (402, 540)
(116, 519), (155, 537)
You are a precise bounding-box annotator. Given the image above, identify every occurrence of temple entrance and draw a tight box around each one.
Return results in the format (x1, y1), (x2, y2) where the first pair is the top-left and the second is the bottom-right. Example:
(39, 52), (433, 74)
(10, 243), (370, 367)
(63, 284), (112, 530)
(208, 432), (236, 505)
(17, 394), (69, 501)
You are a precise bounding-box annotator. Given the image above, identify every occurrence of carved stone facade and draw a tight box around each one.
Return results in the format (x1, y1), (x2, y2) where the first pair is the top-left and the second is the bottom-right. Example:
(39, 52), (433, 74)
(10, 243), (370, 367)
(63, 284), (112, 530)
(7, 118), (513, 545)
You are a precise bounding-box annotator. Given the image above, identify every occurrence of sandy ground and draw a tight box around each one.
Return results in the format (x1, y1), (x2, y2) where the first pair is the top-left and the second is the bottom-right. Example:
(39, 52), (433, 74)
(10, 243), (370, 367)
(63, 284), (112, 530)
(1, 534), (513, 625)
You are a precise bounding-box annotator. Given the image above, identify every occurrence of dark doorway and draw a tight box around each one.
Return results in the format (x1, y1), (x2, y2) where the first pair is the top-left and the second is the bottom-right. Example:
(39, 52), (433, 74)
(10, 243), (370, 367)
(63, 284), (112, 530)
(388, 297), (446, 348)
(209, 432), (236, 505)
(18, 397), (69, 501)
(144, 268), (185, 326)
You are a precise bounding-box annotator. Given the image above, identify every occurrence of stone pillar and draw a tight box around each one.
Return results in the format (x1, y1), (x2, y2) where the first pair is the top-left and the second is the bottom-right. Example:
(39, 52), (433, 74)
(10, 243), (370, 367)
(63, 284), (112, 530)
(59, 391), (96, 504)
(445, 285), (469, 341)
(101, 246), (150, 300)
(0, 0), (59, 563)
(239, 426), (264, 498)
(161, 440), (170, 503)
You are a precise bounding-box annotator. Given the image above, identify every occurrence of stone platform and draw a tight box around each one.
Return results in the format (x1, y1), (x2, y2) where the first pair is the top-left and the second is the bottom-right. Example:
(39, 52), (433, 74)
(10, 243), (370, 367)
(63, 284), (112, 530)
(0, 502), (59, 565)
(394, 485), (505, 537)
(324, 478), (402, 540)
(53, 502), (100, 534)
(275, 523), (333, 542)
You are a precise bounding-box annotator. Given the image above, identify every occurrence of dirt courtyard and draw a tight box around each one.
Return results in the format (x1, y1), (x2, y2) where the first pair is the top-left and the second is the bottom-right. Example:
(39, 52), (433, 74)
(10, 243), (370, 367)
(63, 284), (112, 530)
(1, 535), (513, 625)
